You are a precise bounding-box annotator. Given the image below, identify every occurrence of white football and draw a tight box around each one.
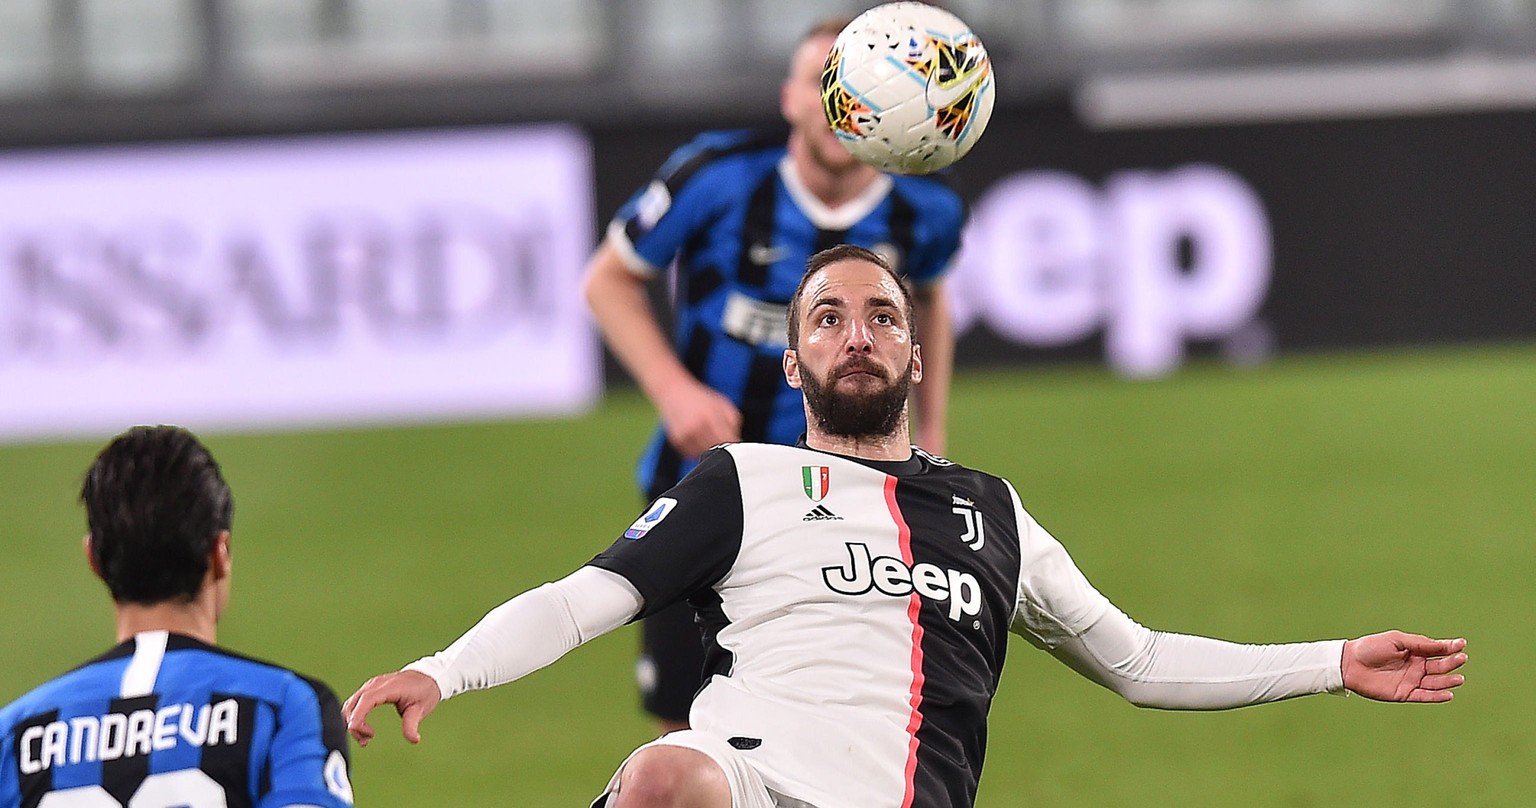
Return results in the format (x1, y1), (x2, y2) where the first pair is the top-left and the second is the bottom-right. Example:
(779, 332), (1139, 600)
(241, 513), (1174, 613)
(821, 2), (995, 175)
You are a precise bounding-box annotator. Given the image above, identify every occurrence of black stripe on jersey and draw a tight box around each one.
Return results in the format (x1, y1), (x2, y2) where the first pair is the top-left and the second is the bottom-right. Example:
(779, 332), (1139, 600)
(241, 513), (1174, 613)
(101, 695), (157, 806)
(737, 352), (787, 442)
(735, 174), (781, 291)
(680, 323), (714, 380)
(684, 264), (726, 307)
(15, 709), (58, 808)
(694, 586), (735, 684)
(259, 751), (271, 801)
(813, 227), (847, 257)
(890, 468), (1021, 808)
(886, 191), (918, 279)
(299, 675), (351, 764)
(648, 444), (685, 501)
(200, 694), (257, 808)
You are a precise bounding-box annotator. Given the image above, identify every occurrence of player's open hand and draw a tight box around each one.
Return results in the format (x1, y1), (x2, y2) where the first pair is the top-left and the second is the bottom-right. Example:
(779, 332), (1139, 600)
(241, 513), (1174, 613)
(1341, 631), (1467, 703)
(342, 670), (442, 746)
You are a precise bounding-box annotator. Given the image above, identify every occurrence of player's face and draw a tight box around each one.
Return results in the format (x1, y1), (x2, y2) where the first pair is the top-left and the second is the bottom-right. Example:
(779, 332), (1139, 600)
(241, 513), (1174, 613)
(782, 34), (864, 174)
(786, 260), (922, 438)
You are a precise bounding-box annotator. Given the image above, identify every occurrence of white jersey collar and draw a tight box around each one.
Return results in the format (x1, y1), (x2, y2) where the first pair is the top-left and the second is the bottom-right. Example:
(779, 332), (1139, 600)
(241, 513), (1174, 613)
(778, 156), (893, 231)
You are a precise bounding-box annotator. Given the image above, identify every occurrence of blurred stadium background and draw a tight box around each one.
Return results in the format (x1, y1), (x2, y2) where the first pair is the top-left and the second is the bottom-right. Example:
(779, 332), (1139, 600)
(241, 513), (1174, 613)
(1, 1), (1532, 805)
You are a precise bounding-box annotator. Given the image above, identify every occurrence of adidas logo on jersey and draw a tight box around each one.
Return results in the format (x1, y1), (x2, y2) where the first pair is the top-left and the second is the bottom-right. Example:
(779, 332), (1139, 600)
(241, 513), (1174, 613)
(803, 504), (842, 521)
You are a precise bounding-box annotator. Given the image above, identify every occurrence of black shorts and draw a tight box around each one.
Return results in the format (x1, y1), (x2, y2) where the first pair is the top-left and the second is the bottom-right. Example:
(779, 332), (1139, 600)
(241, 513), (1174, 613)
(638, 600), (707, 722)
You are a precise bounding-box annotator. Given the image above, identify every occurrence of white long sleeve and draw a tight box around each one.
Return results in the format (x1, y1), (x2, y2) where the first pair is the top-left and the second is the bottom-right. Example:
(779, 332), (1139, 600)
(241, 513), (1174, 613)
(1004, 481), (1346, 709)
(1050, 607), (1346, 709)
(404, 566), (644, 701)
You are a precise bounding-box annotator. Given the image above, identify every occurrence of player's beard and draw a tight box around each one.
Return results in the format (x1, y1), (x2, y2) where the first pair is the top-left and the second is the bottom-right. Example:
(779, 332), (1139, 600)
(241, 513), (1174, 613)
(800, 354), (913, 439)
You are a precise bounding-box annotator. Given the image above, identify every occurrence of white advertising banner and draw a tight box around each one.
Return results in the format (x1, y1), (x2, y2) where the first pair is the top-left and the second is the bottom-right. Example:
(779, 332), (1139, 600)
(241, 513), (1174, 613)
(0, 126), (598, 443)
(950, 164), (1273, 378)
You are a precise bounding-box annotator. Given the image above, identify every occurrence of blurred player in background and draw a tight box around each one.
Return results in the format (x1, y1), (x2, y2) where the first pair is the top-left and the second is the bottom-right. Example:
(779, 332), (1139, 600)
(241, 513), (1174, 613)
(345, 245), (1467, 808)
(582, 17), (968, 732)
(0, 426), (355, 808)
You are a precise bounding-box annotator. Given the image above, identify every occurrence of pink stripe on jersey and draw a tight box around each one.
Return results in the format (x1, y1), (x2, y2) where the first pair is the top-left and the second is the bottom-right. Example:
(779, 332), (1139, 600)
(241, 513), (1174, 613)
(885, 474), (925, 808)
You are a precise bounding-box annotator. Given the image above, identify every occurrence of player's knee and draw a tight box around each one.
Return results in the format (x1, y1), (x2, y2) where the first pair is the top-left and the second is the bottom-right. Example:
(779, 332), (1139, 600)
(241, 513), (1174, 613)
(614, 746), (730, 808)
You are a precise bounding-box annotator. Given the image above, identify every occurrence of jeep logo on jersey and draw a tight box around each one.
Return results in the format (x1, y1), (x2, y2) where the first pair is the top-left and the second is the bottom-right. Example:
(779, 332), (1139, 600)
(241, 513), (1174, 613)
(802, 466), (830, 502)
(822, 542), (982, 622)
(624, 497), (677, 539)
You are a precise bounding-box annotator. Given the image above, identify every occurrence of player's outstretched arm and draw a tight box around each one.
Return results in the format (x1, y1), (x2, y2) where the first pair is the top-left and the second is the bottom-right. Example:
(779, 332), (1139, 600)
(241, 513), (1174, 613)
(1341, 631), (1468, 703)
(340, 567), (644, 748)
(342, 670), (441, 746)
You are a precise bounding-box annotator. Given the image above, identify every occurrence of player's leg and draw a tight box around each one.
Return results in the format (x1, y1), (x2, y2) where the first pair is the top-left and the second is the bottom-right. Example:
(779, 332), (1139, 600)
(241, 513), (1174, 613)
(593, 731), (775, 808)
(611, 746), (729, 808)
(639, 601), (707, 732)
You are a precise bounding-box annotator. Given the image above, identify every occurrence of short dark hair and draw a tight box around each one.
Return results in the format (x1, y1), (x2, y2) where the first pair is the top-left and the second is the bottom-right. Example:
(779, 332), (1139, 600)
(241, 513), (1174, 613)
(787, 244), (915, 349)
(81, 426), (233, 605)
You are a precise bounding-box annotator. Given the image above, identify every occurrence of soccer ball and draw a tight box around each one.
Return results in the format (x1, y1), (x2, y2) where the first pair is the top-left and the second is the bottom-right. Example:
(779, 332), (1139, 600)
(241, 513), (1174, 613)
(820, 2), (995, 175)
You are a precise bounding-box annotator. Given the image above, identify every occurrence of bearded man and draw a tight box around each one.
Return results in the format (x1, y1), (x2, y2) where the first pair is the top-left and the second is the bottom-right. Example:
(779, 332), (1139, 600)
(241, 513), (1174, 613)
(343, 245), (1468, 808)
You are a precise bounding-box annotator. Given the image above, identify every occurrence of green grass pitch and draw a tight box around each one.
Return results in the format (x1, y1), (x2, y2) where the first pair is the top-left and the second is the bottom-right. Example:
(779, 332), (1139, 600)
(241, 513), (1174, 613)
(1, 344), (1529, 806)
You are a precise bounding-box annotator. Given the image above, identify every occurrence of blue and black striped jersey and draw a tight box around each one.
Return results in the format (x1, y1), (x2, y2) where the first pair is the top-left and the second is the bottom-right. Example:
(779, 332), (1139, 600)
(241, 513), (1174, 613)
(608, 129), (967, 498)
(0, 631), (353, 808)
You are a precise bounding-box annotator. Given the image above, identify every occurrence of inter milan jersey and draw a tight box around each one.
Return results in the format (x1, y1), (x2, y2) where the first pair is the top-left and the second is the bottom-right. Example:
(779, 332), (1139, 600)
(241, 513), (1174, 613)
(608, 129), (967, 498)
(588, 442), (1090, 808)
(0, 631), (354, 808)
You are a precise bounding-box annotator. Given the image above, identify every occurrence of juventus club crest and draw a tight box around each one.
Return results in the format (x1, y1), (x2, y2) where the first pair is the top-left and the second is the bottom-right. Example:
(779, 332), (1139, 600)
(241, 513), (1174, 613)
(802, 466), (830, 502)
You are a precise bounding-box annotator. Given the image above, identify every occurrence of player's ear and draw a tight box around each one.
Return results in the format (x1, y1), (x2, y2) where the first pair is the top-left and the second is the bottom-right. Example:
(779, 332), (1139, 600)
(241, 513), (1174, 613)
(210, 531), (232, 582)
(83, 534), (103, 580)
(783, 349), (803, 389)
(910, 343), (923, 384)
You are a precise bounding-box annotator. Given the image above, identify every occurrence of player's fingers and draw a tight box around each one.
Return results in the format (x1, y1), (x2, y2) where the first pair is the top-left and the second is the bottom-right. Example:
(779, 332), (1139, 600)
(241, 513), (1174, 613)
(344, 690), (384, 740)
(1405, 688), (1455, 704)
(1400, 635), (1466, 656)
(341, 681), (376, 721)
(347, 710), (376, 746)
(706, 409), (740, 448)
(351, 721), (376, 747)
(674, 418), (735, 456)
(1417, 673), (1466, 692)
(673, 431), (714, 458)
(400, 703), (427, 745)
(669, 411), (724, 456)
(1425, 652), (1469, 675)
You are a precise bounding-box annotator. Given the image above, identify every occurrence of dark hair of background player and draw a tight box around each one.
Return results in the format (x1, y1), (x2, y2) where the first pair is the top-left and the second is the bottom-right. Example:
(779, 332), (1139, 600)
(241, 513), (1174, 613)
(81, 425), (234, 604)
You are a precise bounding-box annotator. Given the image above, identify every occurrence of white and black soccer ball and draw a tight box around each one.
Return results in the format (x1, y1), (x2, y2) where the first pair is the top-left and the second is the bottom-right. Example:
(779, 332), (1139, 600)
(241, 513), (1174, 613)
(820, 2), (995, 175)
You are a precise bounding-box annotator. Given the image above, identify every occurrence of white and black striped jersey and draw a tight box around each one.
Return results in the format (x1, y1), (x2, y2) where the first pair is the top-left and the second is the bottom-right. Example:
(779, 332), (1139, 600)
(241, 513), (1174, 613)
(589, 441), (1056, 808)
(410, 442), (1345, 807)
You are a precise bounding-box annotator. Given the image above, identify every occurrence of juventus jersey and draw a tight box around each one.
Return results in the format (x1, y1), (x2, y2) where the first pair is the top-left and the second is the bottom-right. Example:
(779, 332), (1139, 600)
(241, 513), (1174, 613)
(0, 631), (354, 808)
(607, 129), (966, 498)
(589, 442), (1073, 808)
